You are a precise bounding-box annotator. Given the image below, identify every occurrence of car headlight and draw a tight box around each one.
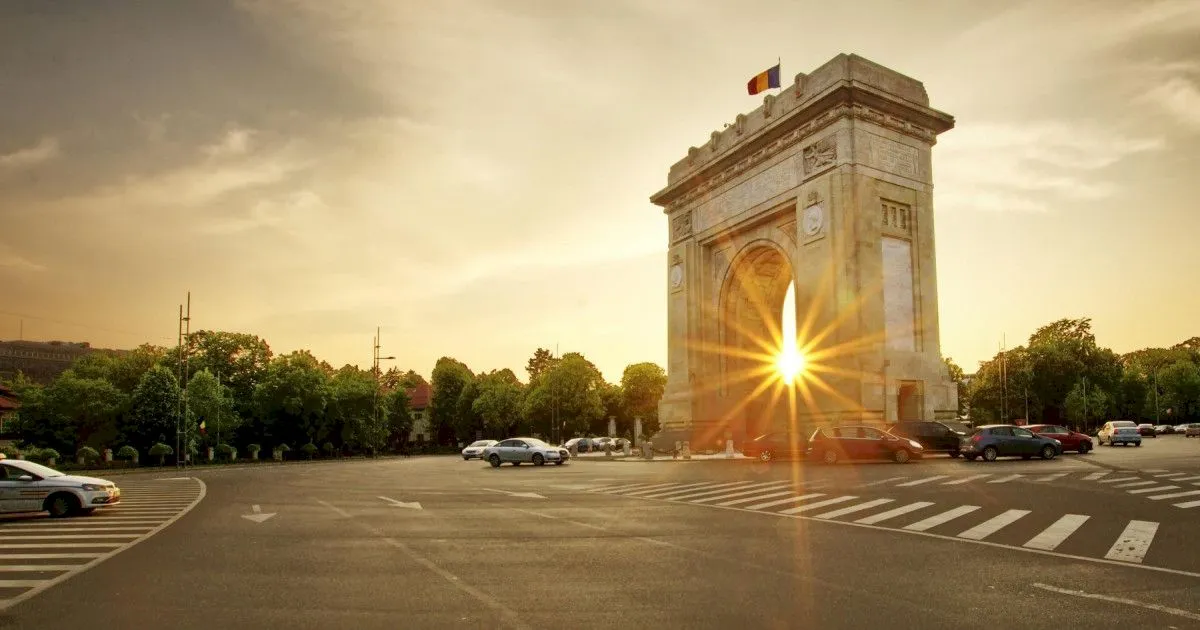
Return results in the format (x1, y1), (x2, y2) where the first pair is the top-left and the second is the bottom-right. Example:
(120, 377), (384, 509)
(1052, 439), (1061, 446)
(81, 484), (104, 491)
(908, 440), (921, 449)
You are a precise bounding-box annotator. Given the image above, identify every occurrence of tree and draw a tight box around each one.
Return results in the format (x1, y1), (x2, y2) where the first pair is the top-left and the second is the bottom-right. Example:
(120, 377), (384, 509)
(187, 369), (241, 446)
(472, 369), (524, 436)
(621, 362), (666, 438)
(384, 388), (413, 449)
(523, 353), (605, 438)
(525, 348), (557, 382)
(597, 381), (624, 436)
(107, 344), (169, 393)
(326, 365), (379, 451)
(1113, 369), (1149, 420)
(251, 351), (330, 447)
(148, 442), (173, 466)
(430, 358), (473, 445)
(943, 357), (967, 418)
(455, 378), (484, 441)
(380, 368), (426, 391)
(1065, 381), (1109, 430)
(183, 331), (273, 418)
(127, 366), (181, 453)
(1159, 360), (1200, 421)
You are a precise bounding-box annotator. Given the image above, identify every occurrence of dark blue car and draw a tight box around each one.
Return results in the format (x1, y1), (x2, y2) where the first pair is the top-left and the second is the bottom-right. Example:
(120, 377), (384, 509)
(960, 424), (1062, 462)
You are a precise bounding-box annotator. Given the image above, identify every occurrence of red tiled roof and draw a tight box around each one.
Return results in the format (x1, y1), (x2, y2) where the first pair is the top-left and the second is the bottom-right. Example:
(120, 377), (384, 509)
(0, 397), (18, 412)
(406, 382), (431, 410)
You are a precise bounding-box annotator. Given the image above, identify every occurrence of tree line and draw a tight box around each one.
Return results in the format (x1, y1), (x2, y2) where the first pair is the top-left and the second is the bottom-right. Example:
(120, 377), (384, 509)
(0, 331), (666, 463)
(949, 318), (1200, 430)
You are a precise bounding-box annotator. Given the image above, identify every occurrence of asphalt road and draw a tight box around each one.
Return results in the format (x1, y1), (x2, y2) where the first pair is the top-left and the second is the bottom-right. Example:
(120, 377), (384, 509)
(2, 435), (1199, 629)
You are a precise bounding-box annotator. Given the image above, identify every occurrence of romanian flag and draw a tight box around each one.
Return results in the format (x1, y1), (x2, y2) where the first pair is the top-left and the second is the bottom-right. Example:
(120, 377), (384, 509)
(747, 63), (781, 95)
(199, 420), (206, 434)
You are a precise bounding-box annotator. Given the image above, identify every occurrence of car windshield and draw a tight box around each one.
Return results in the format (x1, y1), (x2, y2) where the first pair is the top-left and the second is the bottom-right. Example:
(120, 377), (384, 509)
(6, 460), (65, 478)
(468, 440), (491, 447)
(524, 439), (552, 448)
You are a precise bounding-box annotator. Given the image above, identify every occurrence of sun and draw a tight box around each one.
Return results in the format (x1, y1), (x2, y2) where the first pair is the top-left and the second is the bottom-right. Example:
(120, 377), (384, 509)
(775, 346), (807, 383)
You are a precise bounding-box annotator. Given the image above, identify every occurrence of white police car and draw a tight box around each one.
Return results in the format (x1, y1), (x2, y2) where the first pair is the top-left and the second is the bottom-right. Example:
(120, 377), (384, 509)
(0, 454), (122, 517)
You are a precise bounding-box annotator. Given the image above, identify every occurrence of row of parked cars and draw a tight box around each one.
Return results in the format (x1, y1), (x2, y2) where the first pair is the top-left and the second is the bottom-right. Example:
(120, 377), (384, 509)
(742, 420), (1091, 464)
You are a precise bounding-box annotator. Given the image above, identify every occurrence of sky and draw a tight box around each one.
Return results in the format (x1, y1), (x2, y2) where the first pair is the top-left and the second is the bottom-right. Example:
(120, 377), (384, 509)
(1, 0), (1198, 382)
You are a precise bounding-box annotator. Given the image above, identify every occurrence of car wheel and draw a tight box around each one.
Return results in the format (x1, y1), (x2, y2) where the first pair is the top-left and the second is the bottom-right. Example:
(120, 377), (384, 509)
(949, 451), (961, 458)
(45, 492), (78, 518)
(759, 450), (773, 462)
(964, 455), (978, 461)
(1078, 442), (1090, 454)
(463, 456), (471, 461)
(489, 454), (501, 468)
(554, 460), (564, 465)
(1135, 442), (1141, 447)
(533, 453), (545, 466)
(893, 449), (910, 464)
(1040, 445), (1056, 460)
(982, 446), (998, 462)
(822, 449), (838, 465)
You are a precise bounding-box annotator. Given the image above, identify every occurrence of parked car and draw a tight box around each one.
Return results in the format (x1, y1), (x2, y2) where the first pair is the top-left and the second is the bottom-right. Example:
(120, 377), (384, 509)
(807, 425), (923, 464)
(1098, 421), (1142, 447)
(1026, 424), (1094, 454)
(887, 420), (971, 457)
(0, 454), (122, 517)
(563, 437), (598, 453)
(1175, 424), (1191, 433)
(482, 437), (570, 467)
(960, 425), (1062, 461)
(1186, 424), (1200, 438)
(1137, 423), (1157, 437)
(743, 431), (812, 462)
(1154, 425), (1175, 435)
(461, 439), (498, 460)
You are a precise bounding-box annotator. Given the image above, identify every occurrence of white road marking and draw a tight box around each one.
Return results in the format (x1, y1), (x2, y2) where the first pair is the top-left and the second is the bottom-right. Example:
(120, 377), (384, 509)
(716, 490), (796, 507)
(1, 534), (140, 540)
(1035, 473), (1067, 482)
(0, 565), (79, 572)
(1023, 514), (1090, 551)
(778, 496), (858, 515)
(812, 498), (894, 520)
(1114, 480), (1158, 489)
(987, 474), (1023, 484)
(734, 493), (826, 511)
(942, 474), (989, 485)
(0, 527), (152, 534)
(903, 505), (981, 532)
(376, 497), (422, 510)
(1154, 473), (1188, 479)
(689, 482), (792, 504)
(0, 580), (46, 588)
(589, 482), (664, 493)
(0, 543), (123, 549)
(0, 554), (102, 560)
(648, 481), (755, 500)
(1140, 469), (1170, 474)
(1098, 476), (1140, 484)
(854, 501), (934, 525)
(895, 475), (947, 487)
(1147, 490), (1200, 501)
(1175, 500), (1200, 509)
(1030, 583), (1200, 623)
(957, 509), (1030, 540)
(623, 483), (707, 496)
(1104, 520), (1158, 563)
(1083, 472), (1109, 481)
(1128, 485), (1179, 495)
(862, 476), (908, 487)
(1168, 475), (1200, 483)
(479, 488), (546, 500)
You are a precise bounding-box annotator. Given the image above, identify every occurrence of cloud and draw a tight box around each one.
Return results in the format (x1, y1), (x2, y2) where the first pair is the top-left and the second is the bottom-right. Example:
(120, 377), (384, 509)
(0, 137), (60, 169)
(203, 127), (254, 158)
(934, 121), (1163, 213)
(0, 246), (46, 273)
(1144, 76), (1200, 131)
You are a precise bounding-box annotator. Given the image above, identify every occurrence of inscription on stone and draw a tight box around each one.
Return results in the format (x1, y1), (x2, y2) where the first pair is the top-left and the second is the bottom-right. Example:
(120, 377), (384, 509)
(671, 211), (693, 242)
(868, 135), (919, 179)
(692, 157), (798, 233)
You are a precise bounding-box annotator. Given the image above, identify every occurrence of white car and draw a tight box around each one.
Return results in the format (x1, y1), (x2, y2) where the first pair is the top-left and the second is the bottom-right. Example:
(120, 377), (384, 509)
(0, 454), (121, 517)
(481, 437), (569, 467)
(462, 440), (498, 460)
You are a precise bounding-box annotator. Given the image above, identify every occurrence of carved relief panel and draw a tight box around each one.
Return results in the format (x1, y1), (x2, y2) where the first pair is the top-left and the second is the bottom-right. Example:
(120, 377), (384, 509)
(802, 136), (837, 176)
(880, 200), (913, 239)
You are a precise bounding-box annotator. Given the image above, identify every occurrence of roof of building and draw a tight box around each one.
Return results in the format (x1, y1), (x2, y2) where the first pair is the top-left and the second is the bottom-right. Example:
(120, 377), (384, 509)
(406, 382), (431, 410)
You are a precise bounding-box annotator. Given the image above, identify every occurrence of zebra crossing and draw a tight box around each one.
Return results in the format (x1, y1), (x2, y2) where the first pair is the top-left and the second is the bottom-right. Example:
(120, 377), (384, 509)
(0, 477), (204, 611)
(588, 479), (1169, 565)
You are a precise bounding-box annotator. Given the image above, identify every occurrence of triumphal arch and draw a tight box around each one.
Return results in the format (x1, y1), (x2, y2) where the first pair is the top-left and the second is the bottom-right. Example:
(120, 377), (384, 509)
(651, 54), (959, 448)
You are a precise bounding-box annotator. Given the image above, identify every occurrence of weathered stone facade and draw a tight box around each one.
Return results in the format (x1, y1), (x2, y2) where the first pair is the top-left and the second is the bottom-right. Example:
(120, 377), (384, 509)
(650, 53), (958, 448)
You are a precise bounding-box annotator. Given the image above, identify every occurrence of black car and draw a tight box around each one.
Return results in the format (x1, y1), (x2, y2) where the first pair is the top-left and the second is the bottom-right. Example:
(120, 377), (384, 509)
(807, 425), (924, 464)
(742, 430), (813, 462)
(888, 420), (971, 457)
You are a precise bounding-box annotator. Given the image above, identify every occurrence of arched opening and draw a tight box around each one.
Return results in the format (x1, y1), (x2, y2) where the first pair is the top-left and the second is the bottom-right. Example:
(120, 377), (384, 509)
(719, 243), (800, 443)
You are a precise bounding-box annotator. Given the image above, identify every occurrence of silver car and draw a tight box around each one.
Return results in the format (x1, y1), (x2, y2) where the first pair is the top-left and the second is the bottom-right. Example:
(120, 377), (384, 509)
(482, 438), (569, 467)
(461, 439), (497, 460)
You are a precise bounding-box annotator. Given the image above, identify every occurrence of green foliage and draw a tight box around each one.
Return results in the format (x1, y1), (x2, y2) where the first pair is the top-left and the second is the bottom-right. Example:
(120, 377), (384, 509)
(116, 445), (138, 459)
(472, 369), (524, 436)
(327, 366), (385, 451)
(148, 443), (173, 456)
(301, 442), (318, 458)
(183, 331), (272, 418)
(216, 443), (236, 460)
(430, 358), (473, 443)
(455, 378), (484, 440)
(76, 446), (100, 462)
(247, 443), (261, 454)
(384, 388), (413, 447)
(621, 362), (666, 437)
(34, 447), (60, 463)
(188, 369), (241, 444)
(1158, 360), (1200, 420)
(1065, 380), (1110, 428)
(322, 441), (335, 455)
(524, 353), (605, 438)
(252, 351), (330, 447)
(128, 366), (181, 452)
(943, 357), (967, 417)
(525, 348), (557, 382)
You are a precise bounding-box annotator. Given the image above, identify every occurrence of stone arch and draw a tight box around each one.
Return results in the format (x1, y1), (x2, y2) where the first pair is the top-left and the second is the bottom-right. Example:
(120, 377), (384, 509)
(715, 237), (795, 442)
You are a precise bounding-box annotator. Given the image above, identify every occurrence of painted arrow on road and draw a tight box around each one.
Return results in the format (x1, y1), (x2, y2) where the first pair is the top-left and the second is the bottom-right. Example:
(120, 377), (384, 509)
(481, 488), (547, 499)
(241, 504), (276, 523)
(378, 496), (423, 510)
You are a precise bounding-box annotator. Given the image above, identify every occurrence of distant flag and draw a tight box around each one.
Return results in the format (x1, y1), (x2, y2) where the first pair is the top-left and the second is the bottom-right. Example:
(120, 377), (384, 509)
(199, 419), (206, 435)
(747, 62), (781, 96)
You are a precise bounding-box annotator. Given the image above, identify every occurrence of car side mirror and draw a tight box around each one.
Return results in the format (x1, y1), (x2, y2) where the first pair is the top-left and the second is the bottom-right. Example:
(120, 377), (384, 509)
(17, 475), (33, 482)
(523, 444), (530, 449)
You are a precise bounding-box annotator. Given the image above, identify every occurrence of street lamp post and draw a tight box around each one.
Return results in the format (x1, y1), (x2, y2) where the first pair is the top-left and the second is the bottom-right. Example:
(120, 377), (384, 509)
(373, 327), (396, 456)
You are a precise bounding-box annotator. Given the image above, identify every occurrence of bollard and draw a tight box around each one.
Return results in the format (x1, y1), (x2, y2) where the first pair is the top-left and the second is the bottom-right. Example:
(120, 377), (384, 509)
(103, 448), (113, 464)
(644, 441), (654, 460)
(682, 441), (692, 460)
(673, 441), (681, 460)
(605, 442), (612, 458)
(725, 439), (735, 458)
(623, 441), (632, 457)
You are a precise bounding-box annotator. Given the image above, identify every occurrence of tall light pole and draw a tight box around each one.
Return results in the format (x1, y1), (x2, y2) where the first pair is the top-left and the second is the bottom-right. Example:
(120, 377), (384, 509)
(175, 292), (191, 469)
(372, 327), (395, 456)
(1153, 366), (1161, 424)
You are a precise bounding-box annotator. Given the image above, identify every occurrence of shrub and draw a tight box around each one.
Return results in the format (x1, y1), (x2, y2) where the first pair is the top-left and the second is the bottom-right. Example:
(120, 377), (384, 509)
(148, 443), (173, 465)
(116, 445), (138, 460)
(322, 441), (335, 456)
(76, 446), (101, 464)
(301, 442), (318, 459)
(38, 448), (61, 464)
(216, 443), (236, 461)
(247, 443), (261, 453)
(22, 447), (42, 462)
